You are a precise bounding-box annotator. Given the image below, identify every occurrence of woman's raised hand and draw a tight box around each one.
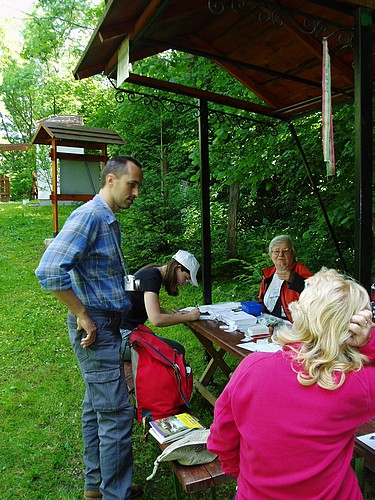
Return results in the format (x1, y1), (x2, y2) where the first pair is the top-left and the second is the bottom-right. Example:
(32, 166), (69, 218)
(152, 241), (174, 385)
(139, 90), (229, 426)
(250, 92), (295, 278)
(346, 310), (373, 347)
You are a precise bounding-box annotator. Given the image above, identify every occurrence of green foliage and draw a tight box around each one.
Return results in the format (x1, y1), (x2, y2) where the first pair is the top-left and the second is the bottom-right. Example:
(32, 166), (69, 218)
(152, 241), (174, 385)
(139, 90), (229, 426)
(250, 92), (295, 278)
(0, 148), (37, 200)
(0, 4), (373, 495)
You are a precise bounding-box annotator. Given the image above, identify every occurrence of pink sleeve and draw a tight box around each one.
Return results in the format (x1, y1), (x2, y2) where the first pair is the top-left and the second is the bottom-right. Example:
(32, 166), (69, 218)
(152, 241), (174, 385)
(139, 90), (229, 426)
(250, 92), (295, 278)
(207, 380), (241, 477)
(360, 329), (375, 360)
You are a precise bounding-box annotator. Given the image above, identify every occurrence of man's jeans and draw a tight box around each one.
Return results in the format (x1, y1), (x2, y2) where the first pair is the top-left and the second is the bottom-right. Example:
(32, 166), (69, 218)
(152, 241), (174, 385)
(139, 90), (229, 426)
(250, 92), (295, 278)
(68, 309), (134, 500)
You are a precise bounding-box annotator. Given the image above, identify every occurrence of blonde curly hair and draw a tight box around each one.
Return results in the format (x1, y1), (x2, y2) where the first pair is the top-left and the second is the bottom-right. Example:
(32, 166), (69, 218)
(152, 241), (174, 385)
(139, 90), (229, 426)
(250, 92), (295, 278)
(276, 268), (371, 390)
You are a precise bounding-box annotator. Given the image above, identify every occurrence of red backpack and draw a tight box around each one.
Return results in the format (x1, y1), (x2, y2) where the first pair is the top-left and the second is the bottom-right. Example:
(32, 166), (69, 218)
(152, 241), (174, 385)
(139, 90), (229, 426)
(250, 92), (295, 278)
(129, 325), (194, 423)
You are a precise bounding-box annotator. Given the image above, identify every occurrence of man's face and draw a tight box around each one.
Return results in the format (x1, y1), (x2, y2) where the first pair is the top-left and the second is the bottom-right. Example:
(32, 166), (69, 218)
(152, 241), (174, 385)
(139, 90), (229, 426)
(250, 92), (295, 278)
(108, 162), (143, 212)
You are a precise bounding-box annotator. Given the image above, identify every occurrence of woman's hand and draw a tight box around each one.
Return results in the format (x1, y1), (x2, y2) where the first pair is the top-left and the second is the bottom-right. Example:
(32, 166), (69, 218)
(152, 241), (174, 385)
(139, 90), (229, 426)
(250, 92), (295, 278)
(346, 310), (373, 348)
(188, 307), (201, 321)
(275, 263), (292, 282)
(179, 307), (200, 321)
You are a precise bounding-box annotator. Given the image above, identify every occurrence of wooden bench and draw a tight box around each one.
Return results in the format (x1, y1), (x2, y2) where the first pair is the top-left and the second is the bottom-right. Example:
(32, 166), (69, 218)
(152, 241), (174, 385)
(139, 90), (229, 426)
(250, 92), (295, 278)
(123, 361), (233, 499)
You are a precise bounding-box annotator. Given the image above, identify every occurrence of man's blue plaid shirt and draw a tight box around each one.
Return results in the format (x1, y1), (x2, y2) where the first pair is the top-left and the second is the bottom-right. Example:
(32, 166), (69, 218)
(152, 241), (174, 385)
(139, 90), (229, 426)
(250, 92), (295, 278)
(35, 195), (130, 312)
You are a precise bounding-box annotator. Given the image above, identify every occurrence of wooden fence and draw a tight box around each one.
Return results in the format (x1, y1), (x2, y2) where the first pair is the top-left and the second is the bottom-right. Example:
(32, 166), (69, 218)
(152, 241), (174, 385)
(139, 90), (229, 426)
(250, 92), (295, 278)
(0, 175), (10, 202)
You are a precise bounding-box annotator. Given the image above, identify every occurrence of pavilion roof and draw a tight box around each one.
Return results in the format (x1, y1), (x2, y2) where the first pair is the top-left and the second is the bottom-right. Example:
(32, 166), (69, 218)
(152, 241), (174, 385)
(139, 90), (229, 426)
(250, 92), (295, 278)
(74, 0), (374, 119)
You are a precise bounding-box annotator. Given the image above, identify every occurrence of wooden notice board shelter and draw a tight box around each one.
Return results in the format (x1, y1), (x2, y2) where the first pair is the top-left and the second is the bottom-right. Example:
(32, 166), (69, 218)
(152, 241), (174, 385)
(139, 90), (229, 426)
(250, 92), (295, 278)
(30, 122), (126, 236)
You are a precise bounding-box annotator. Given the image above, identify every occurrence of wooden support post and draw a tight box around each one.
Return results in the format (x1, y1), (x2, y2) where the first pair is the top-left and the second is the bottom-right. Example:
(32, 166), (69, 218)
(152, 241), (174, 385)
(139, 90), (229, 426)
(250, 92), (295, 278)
(354, 7), (373, 292)
(199, 98), (212, 305)
(51, 140), (59, 236)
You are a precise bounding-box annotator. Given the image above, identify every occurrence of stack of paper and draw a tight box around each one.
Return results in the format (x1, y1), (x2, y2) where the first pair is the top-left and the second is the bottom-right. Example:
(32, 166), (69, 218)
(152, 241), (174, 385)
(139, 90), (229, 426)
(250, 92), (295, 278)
(195, 303), (257, 332)
(198, 302), (241, 318)
(181, 303), (278, 334)
(215, 310), (257, 332)
(238, 341), (281, 353)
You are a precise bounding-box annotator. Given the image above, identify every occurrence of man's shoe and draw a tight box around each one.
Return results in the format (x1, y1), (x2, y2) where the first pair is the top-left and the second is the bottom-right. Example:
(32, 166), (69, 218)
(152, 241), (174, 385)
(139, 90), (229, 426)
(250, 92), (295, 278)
(130, 484), (143, 499)
(84, 484), (142, 499)
(84, 491), (102, 499)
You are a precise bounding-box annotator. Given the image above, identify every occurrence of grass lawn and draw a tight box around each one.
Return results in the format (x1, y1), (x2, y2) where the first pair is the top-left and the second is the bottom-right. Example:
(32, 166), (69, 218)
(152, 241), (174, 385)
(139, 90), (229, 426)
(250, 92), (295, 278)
(1, 202), (374, 499)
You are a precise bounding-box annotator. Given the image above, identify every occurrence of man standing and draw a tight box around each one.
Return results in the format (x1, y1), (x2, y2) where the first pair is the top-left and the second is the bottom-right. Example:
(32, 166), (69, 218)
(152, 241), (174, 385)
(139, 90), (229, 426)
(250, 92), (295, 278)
(35, 156), (143, 500)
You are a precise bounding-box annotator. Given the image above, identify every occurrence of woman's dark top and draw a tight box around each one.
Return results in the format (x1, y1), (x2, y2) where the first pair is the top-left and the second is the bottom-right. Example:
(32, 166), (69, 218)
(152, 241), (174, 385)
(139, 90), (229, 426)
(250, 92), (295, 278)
(121, 267), (162, 330)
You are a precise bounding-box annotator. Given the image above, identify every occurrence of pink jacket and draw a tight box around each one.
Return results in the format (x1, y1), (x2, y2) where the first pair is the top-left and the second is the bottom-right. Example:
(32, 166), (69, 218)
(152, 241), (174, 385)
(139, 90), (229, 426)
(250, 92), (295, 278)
(207, 331), (375, 500)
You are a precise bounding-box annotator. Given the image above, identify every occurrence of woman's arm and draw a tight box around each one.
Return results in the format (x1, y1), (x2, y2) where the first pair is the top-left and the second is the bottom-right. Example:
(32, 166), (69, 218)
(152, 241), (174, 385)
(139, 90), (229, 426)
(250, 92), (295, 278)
(144, 291), (200, 327)
(207, 378), (241, 477)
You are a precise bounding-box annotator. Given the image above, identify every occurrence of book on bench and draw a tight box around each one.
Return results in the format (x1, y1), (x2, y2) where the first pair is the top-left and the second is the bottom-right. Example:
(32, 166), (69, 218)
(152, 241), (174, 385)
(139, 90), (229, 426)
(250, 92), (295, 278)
(149, 412), (205, 444)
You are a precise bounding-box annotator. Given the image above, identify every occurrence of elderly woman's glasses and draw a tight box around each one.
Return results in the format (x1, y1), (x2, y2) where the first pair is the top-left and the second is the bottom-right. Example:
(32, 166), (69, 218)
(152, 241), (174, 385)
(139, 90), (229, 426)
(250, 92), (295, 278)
(272, 248), (291, 256)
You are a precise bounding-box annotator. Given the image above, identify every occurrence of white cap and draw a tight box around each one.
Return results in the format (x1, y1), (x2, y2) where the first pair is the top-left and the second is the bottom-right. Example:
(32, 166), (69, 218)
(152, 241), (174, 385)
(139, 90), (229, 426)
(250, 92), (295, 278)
(172, 250), (199, 287)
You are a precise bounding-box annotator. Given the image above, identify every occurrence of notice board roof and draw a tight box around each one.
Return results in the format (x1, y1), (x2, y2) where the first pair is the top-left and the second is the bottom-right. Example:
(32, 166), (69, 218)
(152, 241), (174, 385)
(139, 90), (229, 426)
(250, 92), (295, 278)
(30, 123), (126, 149)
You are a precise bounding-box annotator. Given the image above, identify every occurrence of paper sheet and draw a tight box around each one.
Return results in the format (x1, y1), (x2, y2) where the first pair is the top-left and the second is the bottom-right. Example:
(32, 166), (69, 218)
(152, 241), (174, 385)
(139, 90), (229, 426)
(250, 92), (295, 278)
(356, 433), (375, 450)
(238, 342), (281, 353)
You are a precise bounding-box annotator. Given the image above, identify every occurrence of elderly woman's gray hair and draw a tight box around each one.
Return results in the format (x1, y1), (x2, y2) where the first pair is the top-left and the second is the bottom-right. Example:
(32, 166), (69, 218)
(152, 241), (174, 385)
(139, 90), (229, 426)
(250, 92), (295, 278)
(268, 235), (296, 259)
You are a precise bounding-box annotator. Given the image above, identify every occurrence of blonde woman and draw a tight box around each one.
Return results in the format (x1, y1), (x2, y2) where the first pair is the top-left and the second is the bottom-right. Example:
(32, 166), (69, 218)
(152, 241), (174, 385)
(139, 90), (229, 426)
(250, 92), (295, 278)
(208, 268), (374, 499)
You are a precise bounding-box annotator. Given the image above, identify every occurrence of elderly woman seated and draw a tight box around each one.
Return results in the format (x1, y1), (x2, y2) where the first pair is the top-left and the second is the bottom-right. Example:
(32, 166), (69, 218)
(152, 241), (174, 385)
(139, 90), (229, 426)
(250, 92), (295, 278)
(258, 234), (312, 322)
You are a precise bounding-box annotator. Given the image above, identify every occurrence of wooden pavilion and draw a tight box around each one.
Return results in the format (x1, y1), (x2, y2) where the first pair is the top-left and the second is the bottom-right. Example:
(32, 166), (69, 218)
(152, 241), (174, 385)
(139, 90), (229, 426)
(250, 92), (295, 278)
(74, 0), (374, 300)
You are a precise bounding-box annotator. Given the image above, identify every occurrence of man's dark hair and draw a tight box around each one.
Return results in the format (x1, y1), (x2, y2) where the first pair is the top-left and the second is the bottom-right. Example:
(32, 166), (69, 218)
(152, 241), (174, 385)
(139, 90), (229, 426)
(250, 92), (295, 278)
(100, 155), (142, 188)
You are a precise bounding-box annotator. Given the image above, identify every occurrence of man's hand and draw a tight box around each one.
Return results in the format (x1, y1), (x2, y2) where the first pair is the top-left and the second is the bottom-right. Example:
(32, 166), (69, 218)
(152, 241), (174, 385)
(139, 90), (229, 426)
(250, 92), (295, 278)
(77, 312), (97, 348)
(51, 290), (97, 348)
(346, 310), (373, 348)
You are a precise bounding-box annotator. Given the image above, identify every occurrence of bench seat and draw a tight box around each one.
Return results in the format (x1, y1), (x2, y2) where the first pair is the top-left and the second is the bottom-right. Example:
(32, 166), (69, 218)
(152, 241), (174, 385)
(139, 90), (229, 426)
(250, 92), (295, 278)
(167, 454), (232, 498)
(123, 360), (233, 498)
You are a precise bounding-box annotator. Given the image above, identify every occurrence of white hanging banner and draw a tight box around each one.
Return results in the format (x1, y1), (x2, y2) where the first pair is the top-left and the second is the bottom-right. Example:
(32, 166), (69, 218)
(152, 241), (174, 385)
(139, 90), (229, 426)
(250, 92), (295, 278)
(117, 37), (130, 87)
(322, 38), (335, 178)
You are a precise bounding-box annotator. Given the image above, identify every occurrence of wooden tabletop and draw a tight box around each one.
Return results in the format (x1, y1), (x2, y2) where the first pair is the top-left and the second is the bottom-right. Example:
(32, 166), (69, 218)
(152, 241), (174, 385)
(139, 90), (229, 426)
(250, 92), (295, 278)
(186, 319), (251, 361)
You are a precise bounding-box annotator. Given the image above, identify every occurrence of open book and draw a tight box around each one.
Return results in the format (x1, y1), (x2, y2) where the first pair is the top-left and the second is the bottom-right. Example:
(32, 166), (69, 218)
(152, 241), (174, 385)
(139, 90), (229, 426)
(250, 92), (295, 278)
(149, 412), (205, 444)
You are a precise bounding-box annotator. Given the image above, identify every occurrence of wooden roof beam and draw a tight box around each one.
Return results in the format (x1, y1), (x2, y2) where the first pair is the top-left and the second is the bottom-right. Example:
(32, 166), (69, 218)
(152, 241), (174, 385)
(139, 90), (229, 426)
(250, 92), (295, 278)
(99, 21), (135, 42)
(124, 73), (281, 118)
(130, 0), (172, 43)
(184, 34), (284, 108)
